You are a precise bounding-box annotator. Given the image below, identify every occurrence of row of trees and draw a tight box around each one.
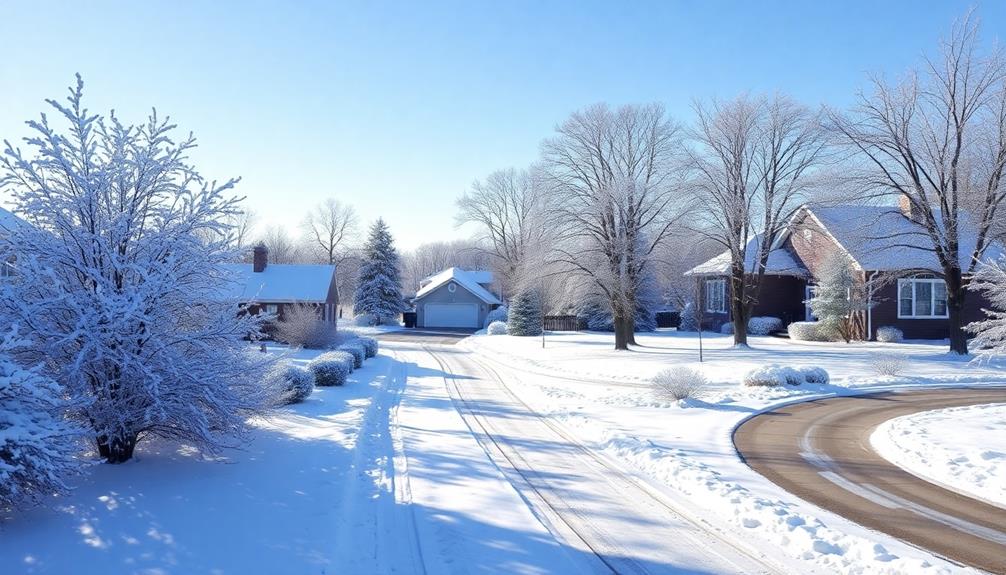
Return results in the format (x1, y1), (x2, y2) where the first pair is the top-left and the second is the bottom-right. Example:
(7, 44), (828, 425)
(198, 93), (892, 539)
(458, 14), (1006, 353)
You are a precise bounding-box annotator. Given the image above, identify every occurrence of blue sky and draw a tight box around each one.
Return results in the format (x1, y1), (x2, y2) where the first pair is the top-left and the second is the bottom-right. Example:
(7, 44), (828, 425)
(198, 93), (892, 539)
(1, 1), (1002, 249)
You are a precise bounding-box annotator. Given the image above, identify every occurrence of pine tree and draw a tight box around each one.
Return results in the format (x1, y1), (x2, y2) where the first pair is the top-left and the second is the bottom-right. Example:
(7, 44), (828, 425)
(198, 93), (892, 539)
(353, 219), (405, 323)
(968, 257), (1006, 357)
(508, 289), (543, 336)
(808, 253), (870, 343)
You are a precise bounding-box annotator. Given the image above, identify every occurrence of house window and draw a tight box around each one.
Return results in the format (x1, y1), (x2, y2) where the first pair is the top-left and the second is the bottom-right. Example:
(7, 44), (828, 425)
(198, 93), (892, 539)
(263, 304), (279, 315)
(803, 229), (813, 242)
(705, 279), (726, 313)
(898, 278), (948, 319)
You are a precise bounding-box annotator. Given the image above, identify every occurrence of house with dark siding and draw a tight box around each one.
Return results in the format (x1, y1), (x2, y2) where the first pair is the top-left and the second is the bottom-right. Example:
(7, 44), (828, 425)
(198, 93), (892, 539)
(687, 201), (1002, 340)
(223, 244), (339, 328)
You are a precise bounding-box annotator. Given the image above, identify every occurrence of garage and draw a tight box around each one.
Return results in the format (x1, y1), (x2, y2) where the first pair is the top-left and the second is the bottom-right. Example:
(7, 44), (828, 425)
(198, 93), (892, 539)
(424, 303), (479, 328)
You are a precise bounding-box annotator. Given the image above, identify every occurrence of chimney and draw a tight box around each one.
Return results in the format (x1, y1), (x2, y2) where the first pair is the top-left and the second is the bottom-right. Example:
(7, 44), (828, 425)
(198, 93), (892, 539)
(253, 243), (268, 273)
(898, 194), (915, 219)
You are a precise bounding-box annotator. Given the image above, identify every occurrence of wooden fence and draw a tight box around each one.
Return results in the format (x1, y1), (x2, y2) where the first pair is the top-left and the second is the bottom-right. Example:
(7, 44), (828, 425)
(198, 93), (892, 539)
(543, 315), (584, 331)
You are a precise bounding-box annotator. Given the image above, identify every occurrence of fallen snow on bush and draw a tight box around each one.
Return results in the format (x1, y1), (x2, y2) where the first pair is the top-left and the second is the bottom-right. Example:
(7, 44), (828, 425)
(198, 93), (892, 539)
(743, 364), (803, 387)
(872, 403), (1006, 508)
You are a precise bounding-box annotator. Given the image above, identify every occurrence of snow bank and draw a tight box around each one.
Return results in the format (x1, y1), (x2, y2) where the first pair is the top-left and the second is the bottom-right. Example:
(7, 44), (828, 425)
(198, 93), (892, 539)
(872, 404), (1006, 508)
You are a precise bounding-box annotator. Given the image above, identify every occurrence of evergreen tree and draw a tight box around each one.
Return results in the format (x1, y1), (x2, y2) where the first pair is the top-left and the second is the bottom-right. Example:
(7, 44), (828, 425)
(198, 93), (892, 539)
(969, 257), (1006, 357)
(508, 289), (543, 336)
(353, 219), (405, 323)
(808, 253), (870, 343)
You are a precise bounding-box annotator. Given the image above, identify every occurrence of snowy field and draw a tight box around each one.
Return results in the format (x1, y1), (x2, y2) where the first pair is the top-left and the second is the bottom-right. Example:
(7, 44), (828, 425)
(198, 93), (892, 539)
(872, 403), (1006, 509)
(463, 330), (1005, 574)
(0, 346), (404, 574)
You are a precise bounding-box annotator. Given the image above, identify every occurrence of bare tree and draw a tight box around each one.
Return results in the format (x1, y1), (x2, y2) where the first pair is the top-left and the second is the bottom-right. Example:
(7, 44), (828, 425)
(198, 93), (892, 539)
(543, 103), (686, 350)
(827, 14), (1006, 354)
(688, 94), (827, 346)
(257, 225), (301, 264)
(303, 199), (357, 265)
(400, 239), (493, 295)
(456, 166), (551, 298)
(231, 209), (257, 250)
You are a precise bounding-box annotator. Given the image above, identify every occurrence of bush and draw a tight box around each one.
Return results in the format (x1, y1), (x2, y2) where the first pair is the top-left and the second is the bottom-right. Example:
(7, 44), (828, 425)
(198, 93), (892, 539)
(508, 289), (543, 336)
(798, 366), (830, 385)
(720, 322), (734, 335)
(338, 343), (366, 368)
(358, 336), (379, 358)
(872, 353), (908, 377)
(743, 364), (803, 387)
(749, 317), (783, 336)
(308, 353), (352, 386)
(788, 321), (834, 342)
(652, 368), (708, 400)
(484, 306), (508, 328)
(267, 364), (315, 404)
(353, 313), (377, 327)
(487, 321), (508, 335)
(274, 304), (339, 349)
(876, 326), (904, 343)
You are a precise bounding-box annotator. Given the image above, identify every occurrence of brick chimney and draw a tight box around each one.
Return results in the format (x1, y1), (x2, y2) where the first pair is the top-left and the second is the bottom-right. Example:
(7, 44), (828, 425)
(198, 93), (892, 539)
(898, 194), (915, 219)
(253, 243), (268, 273)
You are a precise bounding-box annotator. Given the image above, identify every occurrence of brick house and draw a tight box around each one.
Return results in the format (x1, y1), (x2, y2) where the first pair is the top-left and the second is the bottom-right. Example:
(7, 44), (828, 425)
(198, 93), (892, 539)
(687, 202), (1002, 340)
(223, 244), (339, 329)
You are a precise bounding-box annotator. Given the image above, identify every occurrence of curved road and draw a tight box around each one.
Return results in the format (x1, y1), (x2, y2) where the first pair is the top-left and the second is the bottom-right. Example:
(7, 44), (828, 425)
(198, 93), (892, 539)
(734, 388), (1006, 574)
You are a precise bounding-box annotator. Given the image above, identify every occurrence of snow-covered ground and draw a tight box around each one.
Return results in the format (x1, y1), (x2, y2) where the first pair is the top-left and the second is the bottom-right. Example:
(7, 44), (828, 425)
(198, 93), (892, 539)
(337, 318), (404, 335)
(872, 403), (1006, 509)
(0, 346), (410, 574)
(462, 330), (1005, 574)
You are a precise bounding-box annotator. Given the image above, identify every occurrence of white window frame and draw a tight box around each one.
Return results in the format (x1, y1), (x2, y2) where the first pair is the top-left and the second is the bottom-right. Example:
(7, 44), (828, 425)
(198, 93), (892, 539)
(705, 279), (726, 314)
(263, 303), (280, 315)
(897, 278), (949, 319)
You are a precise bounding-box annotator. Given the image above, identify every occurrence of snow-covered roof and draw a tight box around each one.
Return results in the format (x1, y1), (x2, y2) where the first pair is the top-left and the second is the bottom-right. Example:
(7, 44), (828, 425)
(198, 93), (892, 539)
(220, 263), (336, 304)
(0, 207), (27, 233)
(415, 267), (501, 304)
(806, 205), (1004, 272)
(687, 235), (808, 277)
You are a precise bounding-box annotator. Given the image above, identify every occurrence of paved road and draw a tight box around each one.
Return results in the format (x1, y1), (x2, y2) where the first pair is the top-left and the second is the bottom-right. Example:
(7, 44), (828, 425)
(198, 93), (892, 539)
(734, 388), (1006, 574)
(374, 328), (475, 345)
(426, 345), (788, 575)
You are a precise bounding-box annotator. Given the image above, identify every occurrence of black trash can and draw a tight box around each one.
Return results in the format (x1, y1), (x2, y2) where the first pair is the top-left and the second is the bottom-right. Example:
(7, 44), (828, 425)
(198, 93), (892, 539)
(403, 311), (417, 328)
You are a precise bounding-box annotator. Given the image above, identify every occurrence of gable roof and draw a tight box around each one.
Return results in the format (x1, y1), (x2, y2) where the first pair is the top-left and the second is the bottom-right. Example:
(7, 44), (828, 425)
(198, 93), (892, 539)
(415, 267), (501, 304)
(0, 207), (28, 232)
(686, 235), (808, 277)
(804, 205), (1004, 272)
(220, 263), (336, 303)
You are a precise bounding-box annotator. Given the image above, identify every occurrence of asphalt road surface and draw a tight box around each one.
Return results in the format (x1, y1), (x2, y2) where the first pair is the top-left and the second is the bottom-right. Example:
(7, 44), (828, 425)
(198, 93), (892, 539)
(734, 388), (1006, 574)
(374, 328), (475, 345)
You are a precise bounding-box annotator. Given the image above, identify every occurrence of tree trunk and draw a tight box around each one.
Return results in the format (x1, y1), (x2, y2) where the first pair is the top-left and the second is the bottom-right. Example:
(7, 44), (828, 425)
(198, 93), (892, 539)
(97, 432), (138, 464)
(945, 269), (969, 355)
(731, 286), (748, 347)
(613, 314), (630, 350)
(626, 315), (638, 346)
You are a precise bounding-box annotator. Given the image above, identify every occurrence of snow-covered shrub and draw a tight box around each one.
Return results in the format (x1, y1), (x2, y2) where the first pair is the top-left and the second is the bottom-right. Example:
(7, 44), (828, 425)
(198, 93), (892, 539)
(274, 304), (338, 349)
(876, 326), (904, 343)
(338, 343), (366, 368)
(325, 350), (356, 373)
(748, 317), (783, 336)
(807, 252), (871, 342)
(358, 337), (379, 358)
(508, 289), (543, 336)
(267, 364), (315, 405)
(487, 321), (508, 335)
(743, 364), (802, 387)
(787, 321), (834, 342)
(353, 313), (377, 327)
(872, 353), (908, 377)
(353, 219), (406, 324)
(484, 306), (508, 328)
(969, 257), (1006, 357)
(678, 302), (698, 332)
(576, 296), (657, 332)
(798, 366), (830, 385)
(308, 353), (352, 386)
(0, 328), (83, 508)
(720, 322), (734, 335)
(652, 368), (707, 400)
(0, 78), (279, 462)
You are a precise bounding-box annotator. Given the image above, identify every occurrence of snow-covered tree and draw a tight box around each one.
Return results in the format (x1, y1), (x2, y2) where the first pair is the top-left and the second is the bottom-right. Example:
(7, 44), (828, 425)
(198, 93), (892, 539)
(0, 76), (278, 463)
(353, 218), (405, 323)
(807, 253), (870, 343)
(507, 289), (543, 336)
(969, 257), (1006, 356)
(827, 15), (1006, 354)
(0, 327), (83, 508)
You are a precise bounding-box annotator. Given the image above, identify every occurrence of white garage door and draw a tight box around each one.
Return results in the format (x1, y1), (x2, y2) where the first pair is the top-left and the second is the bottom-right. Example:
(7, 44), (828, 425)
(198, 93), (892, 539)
(424, 303), (479, 328)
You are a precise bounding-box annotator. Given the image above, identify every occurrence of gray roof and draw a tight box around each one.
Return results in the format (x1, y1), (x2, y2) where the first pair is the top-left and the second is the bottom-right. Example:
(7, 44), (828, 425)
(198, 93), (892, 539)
(220, 263), (336, 304)
(415, 267), (501, 304)
(806, 205), (1004, 272)
(687, 235), (808, 277)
